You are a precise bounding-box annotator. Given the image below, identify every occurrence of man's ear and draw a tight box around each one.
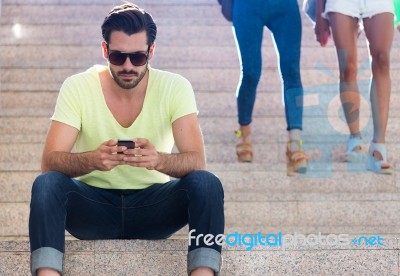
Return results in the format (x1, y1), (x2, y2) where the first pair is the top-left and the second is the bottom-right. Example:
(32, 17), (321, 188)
(101, 41), (108, 60)
(148, 43), (156, 60)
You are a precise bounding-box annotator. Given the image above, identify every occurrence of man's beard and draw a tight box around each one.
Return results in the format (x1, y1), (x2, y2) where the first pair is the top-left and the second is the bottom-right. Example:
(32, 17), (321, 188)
(109, 64), (148, 89)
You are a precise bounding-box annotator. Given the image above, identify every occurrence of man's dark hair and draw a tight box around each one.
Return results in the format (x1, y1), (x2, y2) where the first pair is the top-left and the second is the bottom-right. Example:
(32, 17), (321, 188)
(101, 2), (157, 46)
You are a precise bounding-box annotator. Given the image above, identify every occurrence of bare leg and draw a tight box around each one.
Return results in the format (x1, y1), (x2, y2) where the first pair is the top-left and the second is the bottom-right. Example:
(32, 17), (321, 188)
(363, 13), (394, 168)
(288, 129), (302, 151)
(238, 124), (251, 143)
(327, 13), (361, 136)
(363, 13), (394, 144)
(191, 267), (214, 276)
(37, 268), (61, 276)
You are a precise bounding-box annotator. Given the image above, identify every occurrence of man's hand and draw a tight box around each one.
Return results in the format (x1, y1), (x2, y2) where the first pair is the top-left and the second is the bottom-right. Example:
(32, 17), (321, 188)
(92, 140), (127, 171)
(121, 138), (159, 170)
(120, 113), (206, 178)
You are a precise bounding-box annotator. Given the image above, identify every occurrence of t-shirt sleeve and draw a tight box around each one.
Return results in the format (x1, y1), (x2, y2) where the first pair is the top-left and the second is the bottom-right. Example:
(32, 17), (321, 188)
(51, 76), (82, 130)
(169, 76), (198, 123)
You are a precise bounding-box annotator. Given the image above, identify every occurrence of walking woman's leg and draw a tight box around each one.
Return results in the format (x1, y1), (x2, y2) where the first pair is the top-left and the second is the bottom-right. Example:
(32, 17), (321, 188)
(232, 0), (264, 162)
(363, 12), (394, 172)
(268, 0), (307, 174)
(363, 13), (394, 144)
(328, 13), (364, 162)
(268, 0), (303, 132)
(328, 13), (361, 136)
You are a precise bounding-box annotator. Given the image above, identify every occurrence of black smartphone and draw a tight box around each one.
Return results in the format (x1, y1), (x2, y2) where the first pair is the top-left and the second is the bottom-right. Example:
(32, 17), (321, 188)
(117, 139), (135, 154)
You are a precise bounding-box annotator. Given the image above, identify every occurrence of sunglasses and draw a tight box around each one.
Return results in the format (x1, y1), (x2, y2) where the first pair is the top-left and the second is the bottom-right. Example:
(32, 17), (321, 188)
(107, 46), (149, 66)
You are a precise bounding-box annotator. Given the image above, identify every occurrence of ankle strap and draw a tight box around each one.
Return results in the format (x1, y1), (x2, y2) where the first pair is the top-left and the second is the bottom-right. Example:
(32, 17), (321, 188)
(235, 130), (251, 144)
(288, 140), (303, 148)
(287, 140), (303, 151)
(369, 143), (388, 159)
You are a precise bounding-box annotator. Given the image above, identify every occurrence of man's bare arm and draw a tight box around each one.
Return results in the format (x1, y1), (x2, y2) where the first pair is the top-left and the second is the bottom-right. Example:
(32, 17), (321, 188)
(155, 150), (205, 178)
(42, 121), (125, 177)
(43, 151), (96, 178)
(156, 113), (206, 177)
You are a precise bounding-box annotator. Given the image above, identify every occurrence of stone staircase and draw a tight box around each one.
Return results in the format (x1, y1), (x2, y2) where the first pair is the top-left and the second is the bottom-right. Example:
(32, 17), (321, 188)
(1, 0), (400, 275)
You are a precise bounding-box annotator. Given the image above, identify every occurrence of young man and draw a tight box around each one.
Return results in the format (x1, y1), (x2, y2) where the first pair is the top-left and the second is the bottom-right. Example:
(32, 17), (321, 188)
(29, 3), (224, 276)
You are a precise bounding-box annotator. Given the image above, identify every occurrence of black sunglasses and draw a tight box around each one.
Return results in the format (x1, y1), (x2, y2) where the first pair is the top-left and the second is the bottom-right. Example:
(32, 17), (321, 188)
(107, 45), (150, 66)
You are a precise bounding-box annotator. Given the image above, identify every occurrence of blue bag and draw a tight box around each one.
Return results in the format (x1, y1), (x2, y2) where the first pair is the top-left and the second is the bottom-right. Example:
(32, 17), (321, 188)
(218, 0), (233, 22)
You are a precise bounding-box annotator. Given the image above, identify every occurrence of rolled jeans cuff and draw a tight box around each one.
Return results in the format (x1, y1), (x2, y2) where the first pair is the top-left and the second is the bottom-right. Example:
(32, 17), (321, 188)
(187, 247), (222, 275)
(31, 247), (63, 276)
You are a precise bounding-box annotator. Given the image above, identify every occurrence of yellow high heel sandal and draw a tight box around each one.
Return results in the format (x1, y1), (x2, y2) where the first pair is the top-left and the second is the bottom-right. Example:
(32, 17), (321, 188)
(235, 130), (253, 162)
(286, 140), (308, 176)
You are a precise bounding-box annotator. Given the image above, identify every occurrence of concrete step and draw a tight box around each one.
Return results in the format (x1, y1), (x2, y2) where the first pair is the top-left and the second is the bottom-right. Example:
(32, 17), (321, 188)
(0, 1), (339, 31)
(3, 197), (400, 234)
(2, 225), (400, 241)
(1, 166), (398, 238)
(4, 43), (400, 71)
(1, 23), (343, 47)
(3, 90), (400, 122)
(1, 157), (399, 238)
(1, 169), (398, 202)
(4, 20), (398, 48)
(0, 2), (220, 26)
(1, 4), (399, 94)
(2, 66), (400, 93)
(0, 169), (398, 203)
(2, 141), (400, 171)
(3, 115), (400, 150)
(1, 2), (400, 45)
(1, 132), (400, 166)
(0, 239), (399, 275)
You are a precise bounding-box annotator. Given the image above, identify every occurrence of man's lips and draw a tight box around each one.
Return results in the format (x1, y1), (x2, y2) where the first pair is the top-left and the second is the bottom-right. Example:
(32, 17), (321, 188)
(118, 71), (138, 78)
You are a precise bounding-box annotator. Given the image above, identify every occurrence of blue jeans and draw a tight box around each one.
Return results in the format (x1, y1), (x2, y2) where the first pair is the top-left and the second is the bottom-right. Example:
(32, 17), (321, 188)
(233, 0), (304, 130)
(29, 170), (224, 275)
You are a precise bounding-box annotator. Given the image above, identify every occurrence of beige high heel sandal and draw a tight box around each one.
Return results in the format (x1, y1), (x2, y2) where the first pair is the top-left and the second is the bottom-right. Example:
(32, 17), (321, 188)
(235, 129), (253, 162)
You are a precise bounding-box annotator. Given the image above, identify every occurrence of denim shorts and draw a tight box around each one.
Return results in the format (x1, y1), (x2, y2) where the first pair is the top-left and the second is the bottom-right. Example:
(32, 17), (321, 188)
(324, 0), (394, 19)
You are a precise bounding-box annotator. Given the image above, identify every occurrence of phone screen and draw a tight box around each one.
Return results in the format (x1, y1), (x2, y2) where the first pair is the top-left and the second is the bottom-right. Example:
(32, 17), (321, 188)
(117, 139), (135, 154)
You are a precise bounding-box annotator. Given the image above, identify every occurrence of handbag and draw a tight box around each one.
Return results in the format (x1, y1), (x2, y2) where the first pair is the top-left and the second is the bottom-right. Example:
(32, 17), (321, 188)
(394, 0), (400, 29)
(217, 0), (233, 22)
(303, 0), (316, 24)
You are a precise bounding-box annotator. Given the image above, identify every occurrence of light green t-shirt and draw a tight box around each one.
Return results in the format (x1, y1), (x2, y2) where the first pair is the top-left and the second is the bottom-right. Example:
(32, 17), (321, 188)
(51, 65), (198, 189)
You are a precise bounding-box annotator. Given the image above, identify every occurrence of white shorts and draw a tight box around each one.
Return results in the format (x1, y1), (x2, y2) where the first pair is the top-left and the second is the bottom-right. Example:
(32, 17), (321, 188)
(324, 0), (394, 19)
